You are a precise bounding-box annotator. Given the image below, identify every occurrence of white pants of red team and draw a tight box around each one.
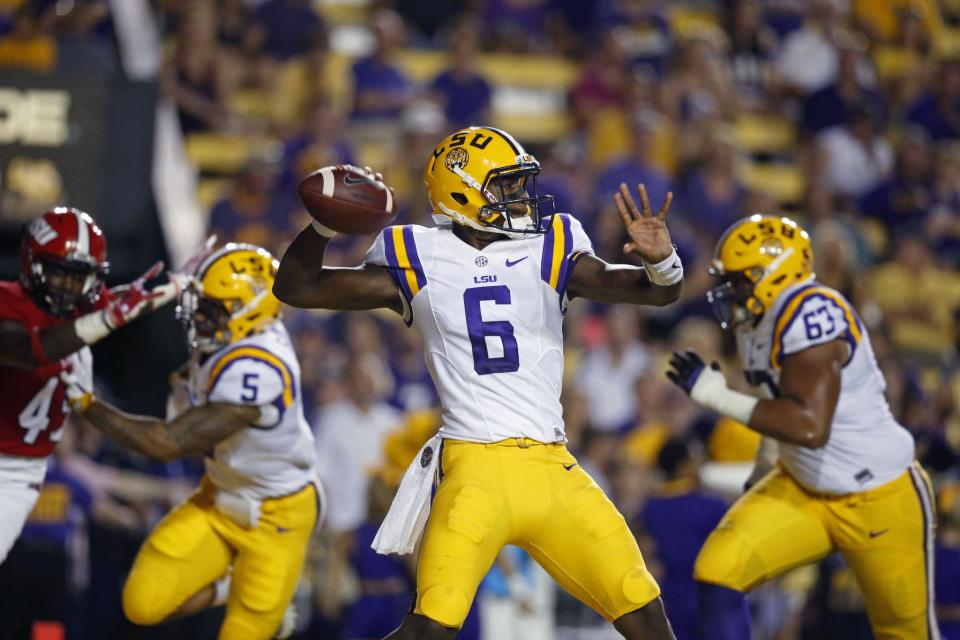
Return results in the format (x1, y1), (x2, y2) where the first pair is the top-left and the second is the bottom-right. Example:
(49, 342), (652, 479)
(0, 454), (46, 565)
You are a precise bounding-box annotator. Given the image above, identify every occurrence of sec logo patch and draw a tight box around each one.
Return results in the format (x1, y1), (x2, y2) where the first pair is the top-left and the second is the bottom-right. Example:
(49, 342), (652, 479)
(420, 446), (433, 468)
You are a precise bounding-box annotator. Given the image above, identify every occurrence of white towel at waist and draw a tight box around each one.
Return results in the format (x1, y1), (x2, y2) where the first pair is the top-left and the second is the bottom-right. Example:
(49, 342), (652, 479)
(372, 435), (441, 555)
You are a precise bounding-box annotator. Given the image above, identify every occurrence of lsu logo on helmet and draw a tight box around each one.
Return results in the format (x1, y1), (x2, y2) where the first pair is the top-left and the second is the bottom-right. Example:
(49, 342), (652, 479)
(708, 214), (813, 328)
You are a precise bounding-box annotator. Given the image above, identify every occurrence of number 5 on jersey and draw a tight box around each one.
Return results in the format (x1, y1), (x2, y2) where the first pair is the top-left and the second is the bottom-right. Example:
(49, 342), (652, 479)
(464, 286), (519, 375)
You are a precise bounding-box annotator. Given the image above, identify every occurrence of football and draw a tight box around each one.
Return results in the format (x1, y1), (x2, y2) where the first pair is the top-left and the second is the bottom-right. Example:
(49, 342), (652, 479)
(298, 165), (398, 235)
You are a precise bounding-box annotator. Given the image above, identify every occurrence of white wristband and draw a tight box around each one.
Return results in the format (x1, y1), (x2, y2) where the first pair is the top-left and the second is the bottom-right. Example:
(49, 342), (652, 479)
(74, 311), (112, 345)
(642, 247), (683, 286)
(689, 367), (759, 424)
(311, 219), (337, 238)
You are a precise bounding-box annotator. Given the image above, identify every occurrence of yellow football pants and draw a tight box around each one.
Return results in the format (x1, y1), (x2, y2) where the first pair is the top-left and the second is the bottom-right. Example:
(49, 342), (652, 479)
(695, 462), (938, 640)
(122, 479), (319, 640)
(414, 439), (660, 627)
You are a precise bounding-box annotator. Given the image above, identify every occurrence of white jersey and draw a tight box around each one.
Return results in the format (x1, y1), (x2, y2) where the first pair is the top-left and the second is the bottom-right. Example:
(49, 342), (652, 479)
(736, 280), (914, 494)
(182, 322), (317, 500)
(364, 215), (593, 443)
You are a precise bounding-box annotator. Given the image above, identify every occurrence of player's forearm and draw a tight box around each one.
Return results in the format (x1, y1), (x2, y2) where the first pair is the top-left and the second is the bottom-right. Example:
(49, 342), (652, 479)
(0, 319), (88, 370)
(569, 257), (683, 306)
(82, 401), (181, 461)
(274, 224), (333, 308)
(590, 269), (682, 306)
(748, 398), (829, 448)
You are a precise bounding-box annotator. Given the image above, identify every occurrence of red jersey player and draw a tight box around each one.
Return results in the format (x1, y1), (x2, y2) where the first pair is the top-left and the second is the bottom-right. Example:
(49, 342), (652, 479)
(0, 207), (176, 564)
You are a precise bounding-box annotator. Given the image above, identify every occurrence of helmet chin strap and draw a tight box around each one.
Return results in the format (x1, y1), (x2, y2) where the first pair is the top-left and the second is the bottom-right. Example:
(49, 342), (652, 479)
(436, 202), (529, 239)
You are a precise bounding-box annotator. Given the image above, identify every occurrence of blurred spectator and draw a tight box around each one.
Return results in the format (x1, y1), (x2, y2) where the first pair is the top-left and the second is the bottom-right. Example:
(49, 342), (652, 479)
(677, 123), (749, 240)
(624, 372), (699, 467)
(575, 307), (651, 433)
(640, 438), (727, 640)
(0, 4), (55, 71)
(869, 236), (960, 359)
(660, 29), (740, 138)
(481, 0), (550, 53)
(723, 0), (779, 110)
(594, 0), (673, 74)
(907, 59), (960, 141)
(313, 358), (401, 533)
(207, 152), (298, 253)
(429, 22), (492, 129)
(928, 141), (960, 265)
(776, 2), (875, 96)
(860, 125), (933, 235)
(801, 32), (880, 135)
(248, 0), (324, 62)
(816, 101), (894, 199)
(323, 475), (412, 638)
(162, 2), (235, 135)
(569, 29), (631, 130)
(852, 0), (940, 45)
(279, 98), (356, 194)
(351, 9), (414, 121)
(384, 100), (448, 225)
(50, 0), (118, 75)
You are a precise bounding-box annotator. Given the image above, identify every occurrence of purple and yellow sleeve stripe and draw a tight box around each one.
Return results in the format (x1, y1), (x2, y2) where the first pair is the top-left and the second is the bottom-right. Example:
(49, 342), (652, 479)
(770, 285), (863, 368)
(207, 346), (295, 408)
(384, 225), (427, 301)
(540, 214), (573, 292)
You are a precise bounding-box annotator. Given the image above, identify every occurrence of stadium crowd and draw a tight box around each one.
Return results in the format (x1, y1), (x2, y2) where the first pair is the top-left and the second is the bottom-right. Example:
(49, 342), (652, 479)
(1, 0), (959, 639)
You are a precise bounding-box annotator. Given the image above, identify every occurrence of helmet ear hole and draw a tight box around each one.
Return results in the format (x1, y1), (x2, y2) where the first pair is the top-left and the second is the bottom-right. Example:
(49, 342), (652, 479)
(450, 192), (468, 205)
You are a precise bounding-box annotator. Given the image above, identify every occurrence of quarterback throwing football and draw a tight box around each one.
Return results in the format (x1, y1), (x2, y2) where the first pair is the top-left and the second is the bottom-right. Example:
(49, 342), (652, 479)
(275, 126), (681, 640)
(666, 215), (937, 640)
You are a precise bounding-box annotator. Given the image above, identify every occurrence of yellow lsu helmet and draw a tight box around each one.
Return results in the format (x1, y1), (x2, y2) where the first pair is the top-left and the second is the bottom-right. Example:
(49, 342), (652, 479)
(707, 214), (814, 329)
(424, 126), (555, 238)
(177, 243), (281, 352)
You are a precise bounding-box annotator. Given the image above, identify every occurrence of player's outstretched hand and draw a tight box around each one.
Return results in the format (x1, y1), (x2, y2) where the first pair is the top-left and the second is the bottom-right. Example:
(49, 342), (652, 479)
(614, 183), (674, 263)
(104, 262), (177, 330)
(666, 349), (710, 395)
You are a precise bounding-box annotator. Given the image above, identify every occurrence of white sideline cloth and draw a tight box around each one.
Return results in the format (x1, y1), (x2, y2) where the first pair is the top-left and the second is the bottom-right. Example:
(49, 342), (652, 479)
(372, 435), (441, 555)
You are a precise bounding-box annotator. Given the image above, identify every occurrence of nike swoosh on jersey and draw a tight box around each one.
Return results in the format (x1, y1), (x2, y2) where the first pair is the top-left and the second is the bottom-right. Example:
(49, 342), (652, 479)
(506, 256), (528, 267)
(868, 529), (889, 538)
(563, 463), (578, 471)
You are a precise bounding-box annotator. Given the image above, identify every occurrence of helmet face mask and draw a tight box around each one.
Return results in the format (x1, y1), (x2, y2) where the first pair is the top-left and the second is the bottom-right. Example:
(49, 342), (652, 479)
(177, 287), (233, 353)
(707, 270), (762, 329)
(478, 167), (556, 236)
(425, 127), (556, 239)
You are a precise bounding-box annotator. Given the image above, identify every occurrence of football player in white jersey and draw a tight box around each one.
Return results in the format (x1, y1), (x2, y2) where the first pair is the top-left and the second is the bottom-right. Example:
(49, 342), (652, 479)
(63, 244), (320, 640)
(666, 215), (937, 640)
(274, 126), (683, 640)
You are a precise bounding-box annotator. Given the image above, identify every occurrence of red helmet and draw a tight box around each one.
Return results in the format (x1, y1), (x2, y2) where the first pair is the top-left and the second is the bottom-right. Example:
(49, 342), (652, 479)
(20, 207), (109, 317)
